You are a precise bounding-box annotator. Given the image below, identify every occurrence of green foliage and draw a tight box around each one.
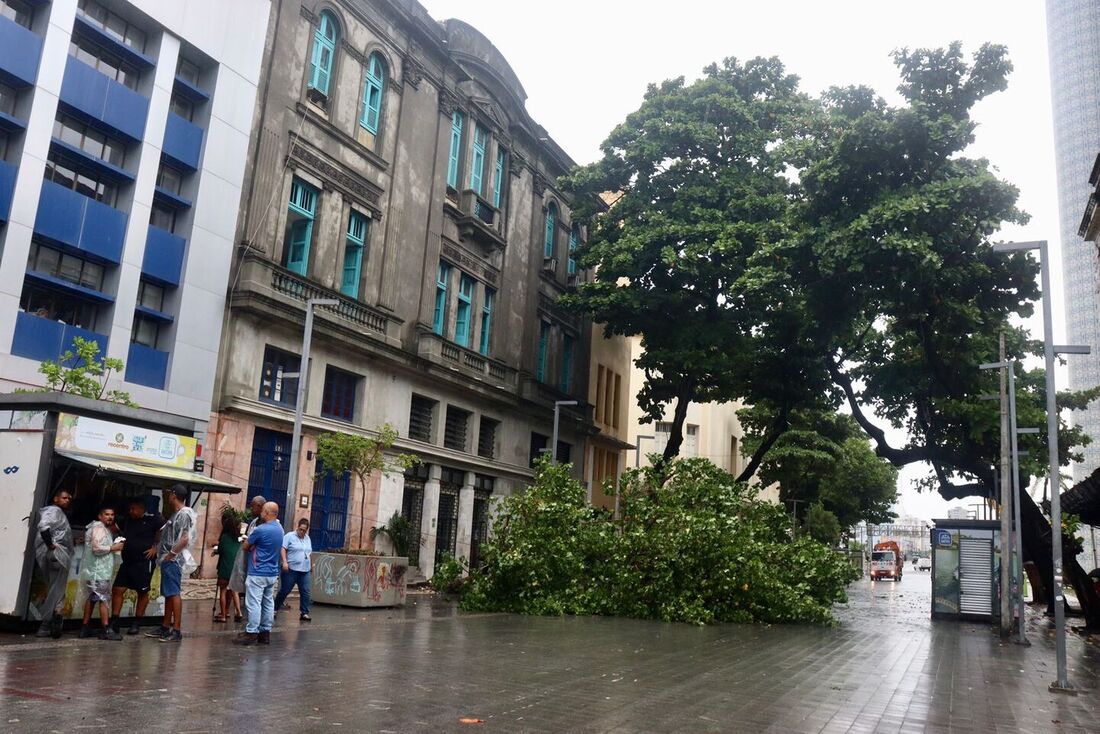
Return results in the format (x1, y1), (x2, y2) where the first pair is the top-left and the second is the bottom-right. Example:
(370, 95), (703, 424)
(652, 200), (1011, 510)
(370, 511), (413, 558)
(431, 553), (467, 594)
(461, 458), (858, 625)
(220, 504), (250, 526)
(28, 337), (136, 406)
(314, 423), (419, 488)
(804, 502), (842, 546)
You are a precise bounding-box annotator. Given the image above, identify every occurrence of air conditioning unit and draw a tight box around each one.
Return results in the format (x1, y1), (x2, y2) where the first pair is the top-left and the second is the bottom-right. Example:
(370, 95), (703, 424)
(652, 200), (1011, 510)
(542, 257), (557, 272)
(306, 86), (328, 109)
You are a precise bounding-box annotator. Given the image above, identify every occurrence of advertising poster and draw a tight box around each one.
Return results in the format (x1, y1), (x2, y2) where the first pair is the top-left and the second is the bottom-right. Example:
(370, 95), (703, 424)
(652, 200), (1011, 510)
(54, 413), (196, 468)
(933, 528), (959, 614)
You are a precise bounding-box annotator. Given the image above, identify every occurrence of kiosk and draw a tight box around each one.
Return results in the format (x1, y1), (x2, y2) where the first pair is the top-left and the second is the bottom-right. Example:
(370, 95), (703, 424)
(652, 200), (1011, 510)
(930, 518), (1002, 621)
(0, 393), (240, 627)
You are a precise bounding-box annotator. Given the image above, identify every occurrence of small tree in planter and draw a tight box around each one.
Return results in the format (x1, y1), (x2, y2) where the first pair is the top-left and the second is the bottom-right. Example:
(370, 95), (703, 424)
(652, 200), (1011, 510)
(19, 336), (136, 406)
(369, 511), (413, 557)
(314, 423), (419, 551)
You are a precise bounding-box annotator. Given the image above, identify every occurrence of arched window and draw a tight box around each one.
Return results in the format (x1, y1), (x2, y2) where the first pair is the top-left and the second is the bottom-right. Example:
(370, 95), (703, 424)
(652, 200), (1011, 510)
(308, 11), (339, 98)
(360, 52), (385, 136)
(568, 224), (580, 275)
(543, 202), (557, 259)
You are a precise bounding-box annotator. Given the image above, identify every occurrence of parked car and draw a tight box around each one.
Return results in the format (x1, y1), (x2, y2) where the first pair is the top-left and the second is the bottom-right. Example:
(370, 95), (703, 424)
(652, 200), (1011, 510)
(917, 556), (932, 571)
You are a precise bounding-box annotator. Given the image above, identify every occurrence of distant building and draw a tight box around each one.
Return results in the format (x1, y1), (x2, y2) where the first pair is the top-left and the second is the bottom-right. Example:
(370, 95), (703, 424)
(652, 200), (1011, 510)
(585, 326), (632, 512)
(947, 507), (969, 520)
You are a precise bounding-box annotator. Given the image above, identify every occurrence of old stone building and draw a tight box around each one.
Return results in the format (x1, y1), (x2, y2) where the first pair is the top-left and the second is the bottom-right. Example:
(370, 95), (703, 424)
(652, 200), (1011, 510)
(203, 0), (594, 577)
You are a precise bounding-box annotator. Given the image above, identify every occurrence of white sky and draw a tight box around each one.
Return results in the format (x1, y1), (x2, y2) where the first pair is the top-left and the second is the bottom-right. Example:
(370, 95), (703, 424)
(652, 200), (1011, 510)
(420, 0), (1063, 522)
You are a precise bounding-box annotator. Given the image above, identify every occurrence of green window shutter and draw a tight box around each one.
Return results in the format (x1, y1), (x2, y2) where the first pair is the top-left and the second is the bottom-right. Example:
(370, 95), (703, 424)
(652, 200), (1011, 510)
(561, 335), (574, 393)
(479, 288), (495, 356)
(469, 124), (488, 195)
(433, 261), (450, 335)
(544, 204), (557, 259)
(455, 274), (474, 347)
(537, 321), (550, 382)
(341, 211), (367, 298)
(310, 13), (338, 95)
(447, 111), (464, 189)
(568, 225), (579, 275)
(287, 219), (312, 275)
(493, 149), (506, 208)
(360, 53), (384, 134)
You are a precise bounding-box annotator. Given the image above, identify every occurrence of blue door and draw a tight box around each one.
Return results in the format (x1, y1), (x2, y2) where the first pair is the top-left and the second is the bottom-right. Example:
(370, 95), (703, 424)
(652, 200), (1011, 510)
(247, 427), (292, 519)
(310, 460), (349, 550)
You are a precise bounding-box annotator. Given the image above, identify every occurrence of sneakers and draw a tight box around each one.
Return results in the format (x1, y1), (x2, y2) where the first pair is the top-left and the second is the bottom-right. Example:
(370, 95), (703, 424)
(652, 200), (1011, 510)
(158, 629), (183, 643)
(233, 632), (258, 646)
(127, 621), (140, 636)
(78, 625), (97, 639)
(300, 614), (311, 622)
(34, 625), (52, 638)
(144, 626), (170, 639)
(257, 630), (270, 645)
(100, 629), (123, 641)
(50, 614), (64, 639)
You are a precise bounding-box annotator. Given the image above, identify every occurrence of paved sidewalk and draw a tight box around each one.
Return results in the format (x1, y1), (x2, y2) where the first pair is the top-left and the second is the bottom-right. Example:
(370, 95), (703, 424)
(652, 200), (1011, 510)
(0, 575), (1095, 732)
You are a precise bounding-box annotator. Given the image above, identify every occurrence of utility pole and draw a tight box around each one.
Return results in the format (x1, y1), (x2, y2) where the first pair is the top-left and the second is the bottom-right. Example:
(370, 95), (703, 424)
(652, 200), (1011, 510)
(999, 341), (1013, 637)
(550, 400), (578, 465)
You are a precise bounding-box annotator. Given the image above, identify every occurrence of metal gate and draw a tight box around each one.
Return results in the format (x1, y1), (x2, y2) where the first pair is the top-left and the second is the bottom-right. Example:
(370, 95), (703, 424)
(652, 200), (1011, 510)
(247, 427), (291, 518)
(959, 537), (993, 617)
(310, 460), (349, 550)
(435, 468), (462, 565)
(470, 475), (494, 569)
(402, 464), (428, 567)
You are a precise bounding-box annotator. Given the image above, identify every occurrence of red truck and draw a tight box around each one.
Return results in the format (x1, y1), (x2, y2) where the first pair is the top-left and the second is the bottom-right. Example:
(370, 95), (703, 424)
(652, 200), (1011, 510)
(870, 540), (904, 581)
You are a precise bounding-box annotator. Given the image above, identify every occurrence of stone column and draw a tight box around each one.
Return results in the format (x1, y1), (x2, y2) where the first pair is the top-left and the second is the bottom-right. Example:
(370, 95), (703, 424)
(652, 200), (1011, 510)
(455, 471), (476, 570)
(418, 464), (442, 577)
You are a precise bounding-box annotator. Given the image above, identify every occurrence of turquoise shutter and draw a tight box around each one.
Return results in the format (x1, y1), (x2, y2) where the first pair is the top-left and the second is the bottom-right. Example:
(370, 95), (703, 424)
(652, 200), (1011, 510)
(469, 124), (487, 195)
(493, 149), (506, 208)
(310, 14), (337, 95)
(341, 212), (367, 298)
(433, 261), (450, 334)
(287, 220), (312, 275)
(455, 274), (474, 347)
(479, 288), (494, 355)
(537, 321), (550, 382)
(447, 112), (464, 189)
(361, 54), (384, 134)
(568, 225), (579, 275)
(544, 204), (557, 258)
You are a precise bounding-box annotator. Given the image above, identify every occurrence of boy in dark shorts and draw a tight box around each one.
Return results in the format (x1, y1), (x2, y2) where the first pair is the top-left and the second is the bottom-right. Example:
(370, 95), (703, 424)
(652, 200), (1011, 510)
(110, 498), (160, 634)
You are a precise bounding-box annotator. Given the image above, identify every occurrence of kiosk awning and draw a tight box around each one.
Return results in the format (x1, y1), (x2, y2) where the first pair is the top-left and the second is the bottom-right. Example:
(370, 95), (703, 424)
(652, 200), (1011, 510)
(56, 450), (241, 493)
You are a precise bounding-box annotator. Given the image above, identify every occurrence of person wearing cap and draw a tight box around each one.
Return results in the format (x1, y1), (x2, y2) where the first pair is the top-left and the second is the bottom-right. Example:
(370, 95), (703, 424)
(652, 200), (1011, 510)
(145, 486), (195, 643)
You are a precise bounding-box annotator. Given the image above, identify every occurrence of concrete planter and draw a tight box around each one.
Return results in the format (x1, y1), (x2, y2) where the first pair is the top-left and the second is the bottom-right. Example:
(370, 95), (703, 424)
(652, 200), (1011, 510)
(311, 552), (408, 608)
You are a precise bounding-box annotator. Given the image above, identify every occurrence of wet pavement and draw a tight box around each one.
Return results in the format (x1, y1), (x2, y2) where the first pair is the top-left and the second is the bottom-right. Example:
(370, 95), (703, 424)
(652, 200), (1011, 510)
(0, 573), (1097, 733)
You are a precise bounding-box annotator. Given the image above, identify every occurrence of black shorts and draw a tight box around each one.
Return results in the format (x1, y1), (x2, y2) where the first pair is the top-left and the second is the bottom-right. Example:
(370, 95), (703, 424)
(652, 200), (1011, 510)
(113, 559), (155, 593)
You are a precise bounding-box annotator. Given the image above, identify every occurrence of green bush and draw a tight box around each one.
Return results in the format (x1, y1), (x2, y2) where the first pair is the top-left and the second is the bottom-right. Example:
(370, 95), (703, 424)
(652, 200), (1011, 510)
(461, 458), (859, 625)
(431, 553), (468, 594)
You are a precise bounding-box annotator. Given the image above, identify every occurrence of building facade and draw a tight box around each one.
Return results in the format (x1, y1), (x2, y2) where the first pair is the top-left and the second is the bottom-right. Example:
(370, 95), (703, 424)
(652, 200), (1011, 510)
(204, 0), (595, 578)
(0, 0), (269, 432)
(585, 325), (632, 512)
(1047, 0), (1100, 482)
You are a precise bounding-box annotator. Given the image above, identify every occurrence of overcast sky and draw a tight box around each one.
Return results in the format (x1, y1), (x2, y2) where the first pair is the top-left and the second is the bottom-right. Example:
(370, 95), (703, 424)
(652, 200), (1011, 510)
(420, 0), (1063, 522)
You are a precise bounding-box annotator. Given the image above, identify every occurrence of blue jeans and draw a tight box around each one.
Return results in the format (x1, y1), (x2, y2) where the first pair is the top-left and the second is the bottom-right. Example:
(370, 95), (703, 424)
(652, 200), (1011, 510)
(244, 575), (277, 633)
(274, 569), (311, 615)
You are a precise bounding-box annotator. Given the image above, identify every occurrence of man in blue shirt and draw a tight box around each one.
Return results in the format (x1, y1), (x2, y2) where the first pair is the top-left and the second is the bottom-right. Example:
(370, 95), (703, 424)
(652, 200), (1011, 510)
(234, 502), (282, 645)
(274, 517), (313, 621)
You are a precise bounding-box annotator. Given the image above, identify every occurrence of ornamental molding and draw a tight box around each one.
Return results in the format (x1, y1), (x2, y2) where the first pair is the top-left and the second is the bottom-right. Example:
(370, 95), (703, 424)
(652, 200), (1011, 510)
(403, 54), (423, 89)
(342, 39), (366, 65)
(438, 89), (461, 117)
(300, 5), (315, 21)
(509, 151), (527, 178)
(531, 171), (548, 197)
(441, 239), (499, 285)
(288, 137), (384, 219)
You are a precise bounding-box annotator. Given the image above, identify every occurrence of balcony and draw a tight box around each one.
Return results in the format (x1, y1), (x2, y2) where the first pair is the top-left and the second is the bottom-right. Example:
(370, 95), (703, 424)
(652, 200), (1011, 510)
(162, 112), (203, 171)
(448, 189), (506, 251)
(0, 160), (15, 222)
(72, 14), (155, 73)
(142, 225), (185, 286)
(0, 14), (42, 87)
(34, 179), (128, 264)
(417, 329), (517, 391)
(11, 311), (108, 363)
(231, 253), (401, 346)
(60, 57), (148, 142)
(125, 342), (169, 389)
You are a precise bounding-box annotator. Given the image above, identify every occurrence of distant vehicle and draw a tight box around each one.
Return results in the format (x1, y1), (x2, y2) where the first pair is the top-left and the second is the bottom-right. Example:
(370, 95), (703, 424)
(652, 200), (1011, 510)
(871, 540), (904, 581)
(917, 556), (932, 571)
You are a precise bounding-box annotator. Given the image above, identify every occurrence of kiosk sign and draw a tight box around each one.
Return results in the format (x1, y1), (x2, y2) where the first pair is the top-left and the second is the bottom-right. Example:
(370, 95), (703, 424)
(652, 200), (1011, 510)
(54, 413), (196, 468)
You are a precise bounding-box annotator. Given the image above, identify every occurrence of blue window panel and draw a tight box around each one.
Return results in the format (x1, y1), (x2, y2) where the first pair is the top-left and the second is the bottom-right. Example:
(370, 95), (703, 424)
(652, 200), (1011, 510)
(492, 149), (506, 209)
(433, 261), (450, 335)
(537, 321), (550, 383)
(34, 179), (128, 264)
(359, 53), (384, 135)
(49, 140), (134, 185)
(0, 160), (15, 222)
(142, 225), (185, 287)
(125, 341), (169, 389)
(24, 271), (114, 304)
(561, 335), (574, 393)
(568, 225), (579, 275)
(0, 110), (28, 134)
(309, 12), (338, 96)
(162, 112), (203, 171)
(153, 186), (192, 210)
(455, 273), (474, 348)
(544, 203), (557, 259)
(469, 124), (488, 195)
(479, 287), (494, 356)
(172, 76), (209, 104)
(60, 57), (148, 142)
(72, 15), (155, 71)
(341, 211), (367, 298)
(11, 311), (108, 364)
(447, 111), (464, 189)
(0, 14), (42, 88)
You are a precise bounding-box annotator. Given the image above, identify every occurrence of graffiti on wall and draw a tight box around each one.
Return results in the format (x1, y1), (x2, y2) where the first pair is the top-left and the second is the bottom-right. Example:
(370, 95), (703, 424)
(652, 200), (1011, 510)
(312, 553), (407, 607)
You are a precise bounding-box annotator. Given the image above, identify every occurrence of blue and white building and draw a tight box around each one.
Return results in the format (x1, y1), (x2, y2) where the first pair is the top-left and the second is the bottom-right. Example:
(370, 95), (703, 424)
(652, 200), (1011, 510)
(0, 0), (269, 429)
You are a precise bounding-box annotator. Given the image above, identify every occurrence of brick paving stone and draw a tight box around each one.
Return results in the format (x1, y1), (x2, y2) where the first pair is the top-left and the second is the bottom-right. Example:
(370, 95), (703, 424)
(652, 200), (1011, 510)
(0, 576), (1096, 732)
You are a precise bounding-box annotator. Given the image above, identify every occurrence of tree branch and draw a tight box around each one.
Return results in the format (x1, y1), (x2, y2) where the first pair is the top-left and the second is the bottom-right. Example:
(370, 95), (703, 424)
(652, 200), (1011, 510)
(736, 407), (789, 483)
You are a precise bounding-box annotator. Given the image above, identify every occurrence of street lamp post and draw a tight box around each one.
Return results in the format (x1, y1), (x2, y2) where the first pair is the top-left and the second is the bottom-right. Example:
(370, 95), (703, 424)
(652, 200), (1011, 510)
(285, 297), (339, 532)
(992, 239), (1089, 692)
(550, 400), (578, 465)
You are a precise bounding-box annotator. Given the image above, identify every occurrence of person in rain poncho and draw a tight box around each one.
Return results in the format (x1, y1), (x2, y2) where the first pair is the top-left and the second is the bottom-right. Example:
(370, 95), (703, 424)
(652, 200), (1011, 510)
(79, 507), (124, 640)
(145, 485), (195, 643)
(34, 489), (74, 638)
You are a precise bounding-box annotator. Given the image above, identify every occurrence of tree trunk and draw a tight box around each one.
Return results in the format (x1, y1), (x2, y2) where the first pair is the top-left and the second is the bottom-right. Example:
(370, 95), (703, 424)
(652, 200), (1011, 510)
(660, 389), (692, 463)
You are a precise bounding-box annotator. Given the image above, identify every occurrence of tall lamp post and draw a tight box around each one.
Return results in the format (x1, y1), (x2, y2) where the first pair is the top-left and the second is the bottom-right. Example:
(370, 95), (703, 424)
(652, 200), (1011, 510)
(992, 239), (1089, 693)
(285, 298), (339, 532)
(550, 400), (578, 465)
